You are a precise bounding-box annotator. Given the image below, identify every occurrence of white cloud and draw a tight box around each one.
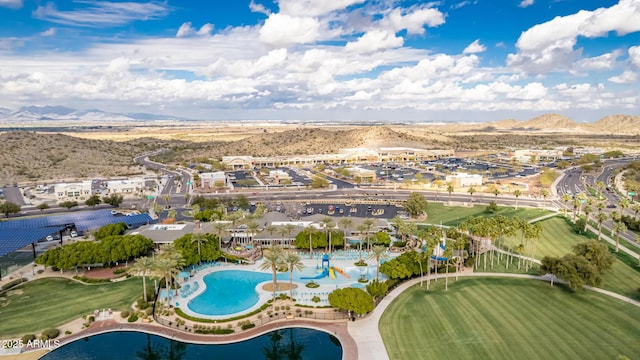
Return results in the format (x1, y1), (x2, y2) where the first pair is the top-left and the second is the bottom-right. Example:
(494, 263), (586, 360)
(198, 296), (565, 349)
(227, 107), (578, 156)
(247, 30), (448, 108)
(519, 0), (534, 8)
(0, 0), (21, 9)
(40, 28), (56, 37)
(507, 0), (640, 74)
(259, 14), (321, 47)
(377, 5), (445, 34)
(249, 0), (271, 15)
(33, 1), (170, 27)
(345, 30), (403, 53)
(463, 39), (486, 54)
(608, 71), (637, 84)
(176, 22), (213, 38)
(277, 0), (365, 17)
(574, 50), (621, 71)
(630, 46), (640, 67)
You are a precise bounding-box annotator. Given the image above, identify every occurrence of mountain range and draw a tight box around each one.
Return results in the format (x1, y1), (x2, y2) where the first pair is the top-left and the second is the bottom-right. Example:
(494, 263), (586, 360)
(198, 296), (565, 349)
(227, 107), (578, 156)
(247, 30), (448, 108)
(0, 105), (187, 122)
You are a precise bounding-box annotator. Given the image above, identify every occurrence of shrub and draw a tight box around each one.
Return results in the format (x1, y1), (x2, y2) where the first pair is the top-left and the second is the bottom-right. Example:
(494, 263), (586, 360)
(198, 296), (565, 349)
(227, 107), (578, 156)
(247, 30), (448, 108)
(88, 316), (95, 323)
(21, 334), (36, 343)
(72, 276), (111, 284)
(354, 260), (367, 266)
(65, 330), (72, 335)
(128, 314), (139, 323)
(306, 281), (320, 288)
(41, 328), (60, 340)
(120, 310), (130, 318)
(37, 269), (44, 274)
(241, 323), (256, 330)
(112, 268), (128, 275)
(312, 296), (321, 303)
(145, 308), (153, 316)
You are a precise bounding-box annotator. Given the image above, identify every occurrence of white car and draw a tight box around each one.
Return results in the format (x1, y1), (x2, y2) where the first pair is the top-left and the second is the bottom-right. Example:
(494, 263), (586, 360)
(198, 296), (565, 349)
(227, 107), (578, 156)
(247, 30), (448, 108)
(70, 230), (78, 237)
(45, 235), (53, 241)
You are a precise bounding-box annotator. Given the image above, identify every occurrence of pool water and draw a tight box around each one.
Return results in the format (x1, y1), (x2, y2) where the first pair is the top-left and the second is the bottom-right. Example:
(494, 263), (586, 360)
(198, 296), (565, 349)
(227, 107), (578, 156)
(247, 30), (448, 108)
(188, 267), (383, 316)
(40, 328), (342, 360)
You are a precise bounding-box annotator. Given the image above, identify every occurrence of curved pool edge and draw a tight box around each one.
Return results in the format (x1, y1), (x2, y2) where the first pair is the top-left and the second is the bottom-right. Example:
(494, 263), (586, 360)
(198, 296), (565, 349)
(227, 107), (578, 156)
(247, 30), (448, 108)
(30, 318), (357, 360)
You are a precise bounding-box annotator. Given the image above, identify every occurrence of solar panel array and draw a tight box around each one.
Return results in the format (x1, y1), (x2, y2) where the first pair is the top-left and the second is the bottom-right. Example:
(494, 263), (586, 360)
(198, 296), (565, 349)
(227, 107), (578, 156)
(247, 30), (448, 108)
(0, 209), (154, 257)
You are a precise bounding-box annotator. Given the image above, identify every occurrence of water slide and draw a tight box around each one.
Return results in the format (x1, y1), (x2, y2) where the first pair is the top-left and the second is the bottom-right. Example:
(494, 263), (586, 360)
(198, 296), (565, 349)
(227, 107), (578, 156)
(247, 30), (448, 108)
(333, 266), (350, 279)
(329, 267), (336, 279)
(301, 268), (329, 280)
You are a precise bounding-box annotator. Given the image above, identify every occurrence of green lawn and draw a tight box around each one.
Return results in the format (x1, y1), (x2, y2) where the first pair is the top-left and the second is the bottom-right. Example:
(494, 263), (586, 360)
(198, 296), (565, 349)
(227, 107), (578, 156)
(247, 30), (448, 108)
(0, 277), (144, 337)
(498, 216), (586, 259)
(380, 278), (640, 360)
(422, 203), (551, 227)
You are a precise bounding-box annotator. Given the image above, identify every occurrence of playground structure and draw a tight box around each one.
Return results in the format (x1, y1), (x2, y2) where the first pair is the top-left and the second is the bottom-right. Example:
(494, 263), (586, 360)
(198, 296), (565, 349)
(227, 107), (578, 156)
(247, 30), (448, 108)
(301, 254), (350, 280)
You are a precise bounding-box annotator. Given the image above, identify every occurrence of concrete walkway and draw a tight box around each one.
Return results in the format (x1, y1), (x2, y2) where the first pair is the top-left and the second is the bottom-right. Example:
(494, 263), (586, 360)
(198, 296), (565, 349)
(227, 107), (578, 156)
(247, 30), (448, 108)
(347, 271), (640, 360)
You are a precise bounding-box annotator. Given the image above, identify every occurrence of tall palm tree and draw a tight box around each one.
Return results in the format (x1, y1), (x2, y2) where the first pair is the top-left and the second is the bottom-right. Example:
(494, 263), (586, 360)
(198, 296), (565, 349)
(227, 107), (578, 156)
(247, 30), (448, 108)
(596, 201), (605, 214)
(260, 246), (284, 299)
(446, 182), (454, 205)
(284, 224), (296, 247)
(167, 209), (177, 220)
(540, 189), (550, 210)
(619, 198), (631, 216)
(283, 251), (305, 299)
(246, 221), (261, 250)
(305, 225), (317, 259)
(561, 193), (572, 217)
(362, 218), (375, 252)
(571, 197), (581, 222)
(264, 224), (278, 240)
(595, 181), (606, 198)
(467, 186), (476, 204)
(190, 232), (207, 264)
(158, 243), (185, 295)
(513, 189), (521, 209)
(212, 221), (229, 251)
(582, 205), (592, 232)
(338, 218), (353, 249)
(367, 245), (390, 281)
(633, 202), (640, 221)
(612, 221), (627, 253)
(595, 212), (608, 240)
(153, 257), (179, 304)
(128, 256), (155, 302)
(320, 217), (334, 254)
(277, 226), (288, 247)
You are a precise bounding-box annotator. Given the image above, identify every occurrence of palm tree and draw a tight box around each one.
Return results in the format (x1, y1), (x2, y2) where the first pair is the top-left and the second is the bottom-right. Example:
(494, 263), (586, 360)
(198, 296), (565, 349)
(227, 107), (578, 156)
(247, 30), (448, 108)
(362, 218), (375, 252)
(338, 218), (353, 249)
(356, 224), (368, 261)
(153, 257), (178, 304)
(633, 203), (640, 221)
(619, 198), (631, 216)
(190, 232), (207, 264)
(595, 212), (608, 240)
(246, 221), (261, 250)
(284, 224), (296, 247)
(582, 205), (592, 232)
(467, 185), (476, 204)
(320, 217), (334, 254)
(213, 222), (228, 250)
(277, 226), (288, 247)
(446, 182), (454, 205)
(612, 221), (627, 253)
(367, 245), (390, 281)
(283, 251), (305, 299)
(571, 197), (581, 222)
(265, 224), (278, 240)
(260, 246), (284, 299)
(513, 189), (521, 209)
(167, 209), (177, 220)
(595, 181), (606, 198)
(128, 256), (155, 302)
(596, 201), (605, 214)
(561, 193), (572, 217)
(305, 225), (317, 259)
(540, 189), (550, 210)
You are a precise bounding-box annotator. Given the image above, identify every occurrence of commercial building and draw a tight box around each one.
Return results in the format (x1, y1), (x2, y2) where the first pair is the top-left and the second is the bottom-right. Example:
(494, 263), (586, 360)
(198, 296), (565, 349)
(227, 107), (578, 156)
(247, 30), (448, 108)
(103, 178), (145, 195)
(346, 167), (377, 182)
(199, 171), (227, 189)
(446, 172), (483, 188)
(54, 181), (92, 200)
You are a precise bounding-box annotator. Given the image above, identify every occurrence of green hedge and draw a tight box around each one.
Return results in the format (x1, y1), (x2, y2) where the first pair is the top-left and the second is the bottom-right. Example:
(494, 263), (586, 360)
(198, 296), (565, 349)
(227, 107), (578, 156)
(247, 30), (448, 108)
(1, 278), (27, 291)
(194, 328), (234, 334)
(21, 334), (36, 343)
(72, 276), (111, 284)
(127, 314), (138, 323)
(241, 323), (256, 330)
(175, 303), (271, 323)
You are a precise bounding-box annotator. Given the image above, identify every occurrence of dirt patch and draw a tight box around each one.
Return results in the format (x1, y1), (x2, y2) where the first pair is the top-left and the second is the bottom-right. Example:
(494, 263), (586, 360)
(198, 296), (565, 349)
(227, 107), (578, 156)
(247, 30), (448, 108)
(83, 264), (127, 279)
(261, 282), (297, 292)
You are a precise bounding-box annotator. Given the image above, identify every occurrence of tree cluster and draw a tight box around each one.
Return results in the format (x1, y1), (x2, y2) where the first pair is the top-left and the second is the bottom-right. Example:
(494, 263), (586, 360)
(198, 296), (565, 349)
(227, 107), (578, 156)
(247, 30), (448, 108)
(0, 201), (21, 217)
(293, 229), (344, 249)
(380, 251), (422, 280)
(173, 233), (221, 266)
(540, 240), (614, 291)
(328, 287), (374, 315)
(403, 192), (428, 218)
(36, 234), (154, 270)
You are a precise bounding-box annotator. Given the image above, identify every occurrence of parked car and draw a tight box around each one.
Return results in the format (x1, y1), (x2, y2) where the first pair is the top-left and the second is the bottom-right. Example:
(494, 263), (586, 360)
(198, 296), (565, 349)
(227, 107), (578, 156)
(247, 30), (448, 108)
(70, 230), (78, 237)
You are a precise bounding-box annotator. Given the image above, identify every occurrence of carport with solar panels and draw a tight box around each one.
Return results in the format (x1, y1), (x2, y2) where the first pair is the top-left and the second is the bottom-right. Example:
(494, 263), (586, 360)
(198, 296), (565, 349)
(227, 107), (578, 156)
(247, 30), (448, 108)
(0, 209), (154, 280)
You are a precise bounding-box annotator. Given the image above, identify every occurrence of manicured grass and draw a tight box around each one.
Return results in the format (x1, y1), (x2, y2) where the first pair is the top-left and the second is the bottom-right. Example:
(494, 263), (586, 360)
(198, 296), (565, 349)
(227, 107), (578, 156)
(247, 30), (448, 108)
(498, 216), (586, 259)
(423, 203), (551, 227)
(380, 278), (640, 360)
(0, 277), (144, 337)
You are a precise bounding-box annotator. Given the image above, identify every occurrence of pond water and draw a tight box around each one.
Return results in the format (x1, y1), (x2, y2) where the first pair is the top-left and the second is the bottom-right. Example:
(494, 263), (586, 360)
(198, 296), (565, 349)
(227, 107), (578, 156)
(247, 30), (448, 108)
(40, 328), (343, 360)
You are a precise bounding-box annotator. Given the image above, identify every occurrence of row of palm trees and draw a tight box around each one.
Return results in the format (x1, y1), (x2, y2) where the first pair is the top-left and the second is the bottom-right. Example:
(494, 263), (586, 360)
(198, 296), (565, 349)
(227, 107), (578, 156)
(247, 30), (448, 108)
(128, 243), (184, 304)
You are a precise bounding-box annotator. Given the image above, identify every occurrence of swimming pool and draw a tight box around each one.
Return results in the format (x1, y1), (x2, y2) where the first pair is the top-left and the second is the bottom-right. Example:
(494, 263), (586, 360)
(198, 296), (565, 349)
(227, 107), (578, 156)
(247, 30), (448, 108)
(41, 328), (342, 360)
(187, 270), (283, 316)
(187, 265), (383, 316)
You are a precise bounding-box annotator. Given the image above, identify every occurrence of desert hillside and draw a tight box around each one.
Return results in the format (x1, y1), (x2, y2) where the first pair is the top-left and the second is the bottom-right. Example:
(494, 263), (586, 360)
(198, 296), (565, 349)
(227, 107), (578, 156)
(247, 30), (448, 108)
(0, 131), (149, 185)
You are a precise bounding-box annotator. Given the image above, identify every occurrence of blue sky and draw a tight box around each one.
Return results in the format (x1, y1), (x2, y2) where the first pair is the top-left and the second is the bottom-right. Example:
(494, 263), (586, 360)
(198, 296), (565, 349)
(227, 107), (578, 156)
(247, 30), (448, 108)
(0, 0), (638, 122)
